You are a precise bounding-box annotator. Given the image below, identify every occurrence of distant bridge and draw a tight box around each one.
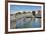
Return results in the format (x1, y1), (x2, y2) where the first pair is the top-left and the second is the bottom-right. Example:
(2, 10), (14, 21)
(10, 13), (41, 21)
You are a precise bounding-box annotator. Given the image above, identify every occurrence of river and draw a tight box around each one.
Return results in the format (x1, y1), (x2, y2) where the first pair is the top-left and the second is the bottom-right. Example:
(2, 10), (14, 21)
(15, 17), (41, 29)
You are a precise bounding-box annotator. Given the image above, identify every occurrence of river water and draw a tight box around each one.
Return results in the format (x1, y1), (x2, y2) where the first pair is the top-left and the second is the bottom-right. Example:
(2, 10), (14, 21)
(15, 18), (41, 29)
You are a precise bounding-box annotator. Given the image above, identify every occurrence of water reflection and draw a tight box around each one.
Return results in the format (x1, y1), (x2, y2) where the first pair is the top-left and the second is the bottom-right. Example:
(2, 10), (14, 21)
(16, 18), (41, 29)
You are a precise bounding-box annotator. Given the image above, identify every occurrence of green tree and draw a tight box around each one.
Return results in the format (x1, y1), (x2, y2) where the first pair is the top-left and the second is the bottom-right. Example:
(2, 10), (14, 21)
(15, 12), (21, 15)
(17, 12), (21, 14)
(32, 11), (35, 16)
(23, 11), (26, 14)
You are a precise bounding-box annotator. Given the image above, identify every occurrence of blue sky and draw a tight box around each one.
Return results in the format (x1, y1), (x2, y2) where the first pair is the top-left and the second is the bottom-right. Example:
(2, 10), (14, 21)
(10, 5), (41, 14)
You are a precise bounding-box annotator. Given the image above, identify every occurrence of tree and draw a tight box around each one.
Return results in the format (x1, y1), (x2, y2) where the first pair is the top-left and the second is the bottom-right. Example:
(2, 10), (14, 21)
(15, 13), (18, 15)
(17, 12), (21, 14)
(23, 11), (26, 14)
(16, 12), (21, 15)
(32, 11), (35, 16)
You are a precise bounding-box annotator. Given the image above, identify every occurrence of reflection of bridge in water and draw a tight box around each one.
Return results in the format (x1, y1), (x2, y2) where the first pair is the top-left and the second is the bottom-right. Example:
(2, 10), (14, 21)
(16, 17), (41, 28)
(10, 17), (41, 29)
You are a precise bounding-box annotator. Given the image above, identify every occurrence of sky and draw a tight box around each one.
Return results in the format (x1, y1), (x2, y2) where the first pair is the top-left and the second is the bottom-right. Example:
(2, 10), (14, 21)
(10, 5), (41, 14)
